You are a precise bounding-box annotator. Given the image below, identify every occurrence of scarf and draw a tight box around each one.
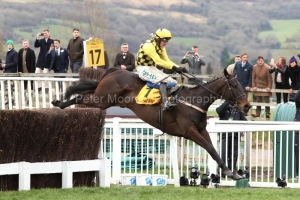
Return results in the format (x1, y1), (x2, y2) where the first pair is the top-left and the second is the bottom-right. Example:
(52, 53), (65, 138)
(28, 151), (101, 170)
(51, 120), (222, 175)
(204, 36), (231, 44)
(277, 64), (283, 69)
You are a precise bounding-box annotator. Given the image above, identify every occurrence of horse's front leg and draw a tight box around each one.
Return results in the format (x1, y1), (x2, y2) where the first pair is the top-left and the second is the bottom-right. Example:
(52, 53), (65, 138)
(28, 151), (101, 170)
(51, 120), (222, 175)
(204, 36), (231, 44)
(199, 129), (242, 180)
(185, 127), (241, 180)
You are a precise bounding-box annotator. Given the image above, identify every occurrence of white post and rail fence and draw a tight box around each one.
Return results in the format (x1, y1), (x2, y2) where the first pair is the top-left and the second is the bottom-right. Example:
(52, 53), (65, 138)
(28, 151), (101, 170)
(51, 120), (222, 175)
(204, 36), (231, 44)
(1, 75), (300, 190)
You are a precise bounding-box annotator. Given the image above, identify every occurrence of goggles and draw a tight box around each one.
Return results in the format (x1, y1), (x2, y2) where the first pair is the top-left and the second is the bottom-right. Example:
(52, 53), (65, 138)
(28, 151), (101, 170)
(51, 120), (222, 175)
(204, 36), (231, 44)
(161, 37), (171, 42)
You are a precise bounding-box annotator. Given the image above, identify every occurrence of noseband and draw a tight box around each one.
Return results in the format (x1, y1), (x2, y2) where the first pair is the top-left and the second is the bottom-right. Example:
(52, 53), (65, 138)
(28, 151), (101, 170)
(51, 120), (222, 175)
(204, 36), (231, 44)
(223, 77), (245, 102)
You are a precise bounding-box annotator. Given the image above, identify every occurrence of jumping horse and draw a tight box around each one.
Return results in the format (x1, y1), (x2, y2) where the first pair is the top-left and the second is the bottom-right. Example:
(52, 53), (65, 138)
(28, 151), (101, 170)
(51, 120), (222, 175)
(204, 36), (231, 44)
(52, 68), (251, 179)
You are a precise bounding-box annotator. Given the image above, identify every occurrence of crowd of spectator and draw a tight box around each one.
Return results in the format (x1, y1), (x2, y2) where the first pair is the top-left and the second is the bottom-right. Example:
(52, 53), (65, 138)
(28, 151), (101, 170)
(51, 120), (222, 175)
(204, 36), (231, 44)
(224, 53), (300, 118)
(0, 28), (137, 90)
(1, 28), (300, 109)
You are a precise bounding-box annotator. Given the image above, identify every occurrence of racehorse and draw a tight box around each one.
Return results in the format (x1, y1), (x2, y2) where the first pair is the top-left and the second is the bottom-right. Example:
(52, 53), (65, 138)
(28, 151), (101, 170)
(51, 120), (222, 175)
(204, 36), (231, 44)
(52, 68), (251, 179)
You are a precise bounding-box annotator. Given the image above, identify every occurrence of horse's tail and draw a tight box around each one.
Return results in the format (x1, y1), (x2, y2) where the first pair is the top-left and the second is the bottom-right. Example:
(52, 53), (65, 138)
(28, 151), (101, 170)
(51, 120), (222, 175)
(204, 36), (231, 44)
(64, 79), (100, 100)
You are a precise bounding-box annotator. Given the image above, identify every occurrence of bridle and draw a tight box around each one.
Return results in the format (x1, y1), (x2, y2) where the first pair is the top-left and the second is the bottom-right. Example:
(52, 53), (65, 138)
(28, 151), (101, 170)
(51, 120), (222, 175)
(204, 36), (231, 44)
(181, 73), (245, 111)
(223, 76), (245, 102)
(222, 76), (246, 110)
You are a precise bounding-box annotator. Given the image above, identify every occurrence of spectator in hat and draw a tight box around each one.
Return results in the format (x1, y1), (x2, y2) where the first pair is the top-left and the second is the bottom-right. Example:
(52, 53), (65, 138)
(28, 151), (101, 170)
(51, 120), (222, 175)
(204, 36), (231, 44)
(0, 40), (19, 73)
(288, 56), (300, 101)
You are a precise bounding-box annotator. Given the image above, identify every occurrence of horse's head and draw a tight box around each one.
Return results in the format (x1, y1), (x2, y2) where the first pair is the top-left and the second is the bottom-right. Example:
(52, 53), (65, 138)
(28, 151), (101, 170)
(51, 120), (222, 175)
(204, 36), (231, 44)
(222, 69), (251, 113)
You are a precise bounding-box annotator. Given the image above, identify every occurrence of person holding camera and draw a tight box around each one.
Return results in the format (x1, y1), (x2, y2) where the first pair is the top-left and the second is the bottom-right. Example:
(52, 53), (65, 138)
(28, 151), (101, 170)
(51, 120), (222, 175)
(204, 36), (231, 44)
(269, 56), (290, 104)
(34, 29), (54, 91)
(180, 45), (206, 83)
(114, 43), (135, 71)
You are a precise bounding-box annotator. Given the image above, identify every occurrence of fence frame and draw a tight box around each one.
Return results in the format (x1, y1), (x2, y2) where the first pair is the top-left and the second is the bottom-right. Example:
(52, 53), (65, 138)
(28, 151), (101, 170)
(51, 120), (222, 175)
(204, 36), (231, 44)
(0, 158), (110, 191)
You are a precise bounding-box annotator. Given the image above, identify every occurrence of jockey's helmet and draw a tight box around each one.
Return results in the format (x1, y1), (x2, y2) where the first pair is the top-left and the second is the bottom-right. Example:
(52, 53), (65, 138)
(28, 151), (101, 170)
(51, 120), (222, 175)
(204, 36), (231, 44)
(155, 28), (172, 40)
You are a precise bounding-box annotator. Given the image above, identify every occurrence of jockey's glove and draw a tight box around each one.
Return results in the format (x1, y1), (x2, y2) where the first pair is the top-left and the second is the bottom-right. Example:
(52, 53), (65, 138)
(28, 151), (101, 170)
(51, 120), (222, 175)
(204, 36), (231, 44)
(172, 66), (188, 74)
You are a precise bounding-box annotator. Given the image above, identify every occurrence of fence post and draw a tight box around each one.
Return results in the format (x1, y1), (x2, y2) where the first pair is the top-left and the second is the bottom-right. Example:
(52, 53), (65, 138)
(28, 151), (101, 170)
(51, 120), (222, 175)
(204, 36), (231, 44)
(246, 92), (253, 167)
(112, 117), (122, 184)
(62, 161), (73, 188)
(170, 136), (180, 187)
(99, 158), (111, 187)
(19, 162), (30, 191)
(206, 118), (218, 175)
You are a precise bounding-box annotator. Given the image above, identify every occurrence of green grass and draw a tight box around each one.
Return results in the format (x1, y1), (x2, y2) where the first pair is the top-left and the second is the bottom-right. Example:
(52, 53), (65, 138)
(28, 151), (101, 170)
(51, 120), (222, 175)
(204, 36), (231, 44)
(258, 19), (300, 58)
(258, 19), (300, 43)
(1, 186), (299, 200)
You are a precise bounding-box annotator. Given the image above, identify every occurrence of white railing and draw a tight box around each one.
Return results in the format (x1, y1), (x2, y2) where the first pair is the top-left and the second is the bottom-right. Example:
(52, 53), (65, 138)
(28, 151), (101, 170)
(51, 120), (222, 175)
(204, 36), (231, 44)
(0, 76), (78, 109)
(104, 117), (300, 188)
(1, 76), (300, 188)
(0, 159), (110, 191)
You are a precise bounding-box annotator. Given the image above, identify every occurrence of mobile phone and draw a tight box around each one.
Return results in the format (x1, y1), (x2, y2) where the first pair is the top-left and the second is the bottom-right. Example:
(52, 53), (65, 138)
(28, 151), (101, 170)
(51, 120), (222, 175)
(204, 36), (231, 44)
(189, 51), (195, 55)
(51, 43), (54, 47)
(40, 33), (44, 36)
(271, 58), (274, 64)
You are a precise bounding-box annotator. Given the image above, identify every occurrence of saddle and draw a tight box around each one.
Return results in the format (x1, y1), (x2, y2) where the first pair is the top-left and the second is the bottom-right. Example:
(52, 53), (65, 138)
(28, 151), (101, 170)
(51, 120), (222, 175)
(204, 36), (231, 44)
(135, 82), (180, 105)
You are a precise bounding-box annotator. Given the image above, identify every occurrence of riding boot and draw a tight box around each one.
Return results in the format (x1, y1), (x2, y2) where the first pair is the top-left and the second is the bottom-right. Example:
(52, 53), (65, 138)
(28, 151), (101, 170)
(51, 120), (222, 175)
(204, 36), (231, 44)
(160, 83), (176, 110)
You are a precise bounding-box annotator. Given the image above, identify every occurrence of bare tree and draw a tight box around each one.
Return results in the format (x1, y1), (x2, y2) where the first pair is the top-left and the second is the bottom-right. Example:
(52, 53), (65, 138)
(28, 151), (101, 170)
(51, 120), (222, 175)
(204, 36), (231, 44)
(60, 0), (118, 68)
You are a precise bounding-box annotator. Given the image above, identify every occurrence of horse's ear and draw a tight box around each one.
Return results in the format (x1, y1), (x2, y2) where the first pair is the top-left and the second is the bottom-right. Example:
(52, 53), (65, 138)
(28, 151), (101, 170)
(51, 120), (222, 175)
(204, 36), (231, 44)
(232, 70), (237, 77)
(224, 68), (229, 77)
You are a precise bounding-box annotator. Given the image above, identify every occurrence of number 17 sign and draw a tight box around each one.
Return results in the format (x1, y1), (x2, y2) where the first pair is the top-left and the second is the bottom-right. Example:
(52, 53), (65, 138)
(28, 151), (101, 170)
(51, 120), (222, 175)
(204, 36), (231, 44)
(83, 37), (105, 67)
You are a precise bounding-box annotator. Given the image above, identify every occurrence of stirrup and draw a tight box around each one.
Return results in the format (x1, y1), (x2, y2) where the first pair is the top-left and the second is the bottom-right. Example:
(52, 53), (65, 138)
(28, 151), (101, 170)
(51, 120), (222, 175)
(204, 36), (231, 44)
(162, 101), (177, 110)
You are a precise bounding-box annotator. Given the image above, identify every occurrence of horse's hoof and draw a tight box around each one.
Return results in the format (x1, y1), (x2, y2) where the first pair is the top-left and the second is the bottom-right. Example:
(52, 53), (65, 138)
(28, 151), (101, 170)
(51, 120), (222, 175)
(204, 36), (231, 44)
(231, 173), (242, 180)
(51, 100), (61, 107)
(222, 169), (233, 177)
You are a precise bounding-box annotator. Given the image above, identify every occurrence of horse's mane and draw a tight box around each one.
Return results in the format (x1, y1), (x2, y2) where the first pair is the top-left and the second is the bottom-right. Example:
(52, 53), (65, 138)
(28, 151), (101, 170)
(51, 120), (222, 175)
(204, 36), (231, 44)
(203, 76), (223, 85)
(182, 76), (223, 90)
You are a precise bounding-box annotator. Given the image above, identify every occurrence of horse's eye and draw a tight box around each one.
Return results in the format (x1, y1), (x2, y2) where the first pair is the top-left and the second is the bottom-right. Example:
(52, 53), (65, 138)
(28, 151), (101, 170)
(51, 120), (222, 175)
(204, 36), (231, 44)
(232, 84), (237, 88)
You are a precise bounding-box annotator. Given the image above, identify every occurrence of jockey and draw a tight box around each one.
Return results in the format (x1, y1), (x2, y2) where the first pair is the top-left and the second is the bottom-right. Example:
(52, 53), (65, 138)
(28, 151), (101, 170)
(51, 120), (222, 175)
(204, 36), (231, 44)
(136, 28), (188, 110)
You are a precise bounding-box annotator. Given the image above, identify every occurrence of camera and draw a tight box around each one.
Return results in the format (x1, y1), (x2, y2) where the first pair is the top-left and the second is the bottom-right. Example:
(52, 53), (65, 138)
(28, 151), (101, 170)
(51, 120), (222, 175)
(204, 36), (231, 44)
(200, 171), (210, 187)
(40, 33), (44, 36)
(189, 51), (195, 55)
(237, 166), (250, 180)
(297, 54), (300, 59)
(189, 166), (200, 186)
(276, 175), (287, 188)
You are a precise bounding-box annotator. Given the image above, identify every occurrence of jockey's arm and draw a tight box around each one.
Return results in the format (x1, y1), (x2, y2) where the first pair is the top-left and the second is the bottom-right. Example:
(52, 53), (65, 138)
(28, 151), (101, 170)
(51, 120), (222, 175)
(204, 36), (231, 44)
(143, 42), (179, 69)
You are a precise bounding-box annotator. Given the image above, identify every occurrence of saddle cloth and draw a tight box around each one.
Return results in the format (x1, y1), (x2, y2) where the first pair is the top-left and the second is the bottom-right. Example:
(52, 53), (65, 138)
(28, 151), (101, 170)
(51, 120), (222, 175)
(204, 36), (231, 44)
(135, 85), (161, 105)
(135, 84), (180, 105)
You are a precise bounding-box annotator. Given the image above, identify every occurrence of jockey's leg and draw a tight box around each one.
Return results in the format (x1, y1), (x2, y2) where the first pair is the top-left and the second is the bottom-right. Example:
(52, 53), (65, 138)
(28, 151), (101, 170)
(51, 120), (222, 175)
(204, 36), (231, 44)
(160, 82), (176, 110)
(137, 66), (177, 110)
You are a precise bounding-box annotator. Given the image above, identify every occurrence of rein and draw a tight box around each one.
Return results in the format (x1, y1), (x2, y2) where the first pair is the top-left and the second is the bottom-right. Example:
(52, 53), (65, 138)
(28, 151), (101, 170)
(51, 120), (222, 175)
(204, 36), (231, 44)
(178, 72), (245, 113)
